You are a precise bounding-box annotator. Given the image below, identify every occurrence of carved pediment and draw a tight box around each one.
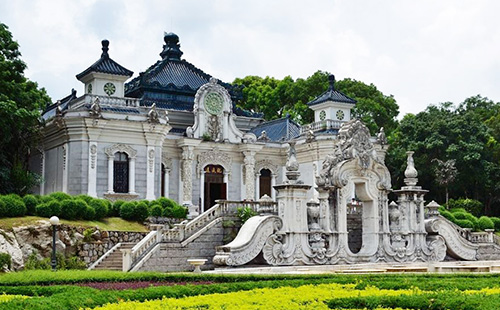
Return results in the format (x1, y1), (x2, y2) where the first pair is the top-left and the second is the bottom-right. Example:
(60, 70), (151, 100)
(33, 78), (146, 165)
(105, 143), (137, 158)
(197, 147), (232, 178)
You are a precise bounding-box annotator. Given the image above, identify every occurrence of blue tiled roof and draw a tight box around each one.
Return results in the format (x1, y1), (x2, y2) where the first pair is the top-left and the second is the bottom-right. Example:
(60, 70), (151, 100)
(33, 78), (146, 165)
(307, 75), (356, 106)
(42, 89), (78, 120)
(249, 116), (301, 142)
(76, 40), (133, 80)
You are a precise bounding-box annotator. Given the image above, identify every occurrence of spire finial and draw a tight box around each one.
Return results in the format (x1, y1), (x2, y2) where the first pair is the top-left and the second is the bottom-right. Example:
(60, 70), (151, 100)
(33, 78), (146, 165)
(101, 39), (109, 58)
(328, 74), (335, 90)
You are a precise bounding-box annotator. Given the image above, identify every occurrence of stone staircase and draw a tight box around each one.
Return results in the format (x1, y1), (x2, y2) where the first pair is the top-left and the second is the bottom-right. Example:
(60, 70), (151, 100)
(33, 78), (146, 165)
(89, 200), (269, 272)
(91, 243), (134, 271)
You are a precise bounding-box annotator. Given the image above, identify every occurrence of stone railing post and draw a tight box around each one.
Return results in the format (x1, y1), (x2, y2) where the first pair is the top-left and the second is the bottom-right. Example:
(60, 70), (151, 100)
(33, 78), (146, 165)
(485, 229), (495, 243)
(121, 248), (132, 272)
(425, 200), (441, 219)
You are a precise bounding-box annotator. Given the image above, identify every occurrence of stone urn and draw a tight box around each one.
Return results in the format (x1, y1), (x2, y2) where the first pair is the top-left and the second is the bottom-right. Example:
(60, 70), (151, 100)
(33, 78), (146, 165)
(307, 199), (321, 231)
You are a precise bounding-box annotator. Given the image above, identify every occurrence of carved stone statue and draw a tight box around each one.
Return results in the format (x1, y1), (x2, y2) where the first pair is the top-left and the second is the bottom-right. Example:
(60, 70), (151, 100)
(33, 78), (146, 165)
(148, 103), (160, 123)
(377, 127), (387, 145)
(257, 130), (271, 142)
(89, 98), (102, 118)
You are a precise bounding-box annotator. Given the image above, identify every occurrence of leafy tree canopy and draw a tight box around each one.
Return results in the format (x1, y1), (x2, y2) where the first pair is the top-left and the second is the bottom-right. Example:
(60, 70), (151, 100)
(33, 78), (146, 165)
(0, 23), (52, 195)
(232, 71), (399, 134)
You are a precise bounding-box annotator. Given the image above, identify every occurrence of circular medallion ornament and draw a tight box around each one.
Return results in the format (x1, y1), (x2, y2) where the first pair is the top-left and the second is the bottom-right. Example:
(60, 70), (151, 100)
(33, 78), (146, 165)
(87, 83), (93, 94)
(103, 82), (116, 96)
(336, 110), (345, 120)
(319, 110), (326, 121)
(204, 92), (224, 115)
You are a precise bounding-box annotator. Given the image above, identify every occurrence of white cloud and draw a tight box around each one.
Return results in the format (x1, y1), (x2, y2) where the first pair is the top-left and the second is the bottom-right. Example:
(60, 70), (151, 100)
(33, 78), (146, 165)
(1, 0), (499, 116)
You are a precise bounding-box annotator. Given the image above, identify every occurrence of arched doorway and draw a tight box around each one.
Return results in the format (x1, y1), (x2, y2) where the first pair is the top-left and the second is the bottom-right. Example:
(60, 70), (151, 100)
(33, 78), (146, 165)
(204, 165), (226, 211)
(113, 152), (129, 193)
(259, 168), (272, 198)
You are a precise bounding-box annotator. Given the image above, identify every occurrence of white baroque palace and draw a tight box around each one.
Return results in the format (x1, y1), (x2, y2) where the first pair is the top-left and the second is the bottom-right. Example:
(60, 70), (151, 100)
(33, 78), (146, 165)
(33, 33), (500, 271)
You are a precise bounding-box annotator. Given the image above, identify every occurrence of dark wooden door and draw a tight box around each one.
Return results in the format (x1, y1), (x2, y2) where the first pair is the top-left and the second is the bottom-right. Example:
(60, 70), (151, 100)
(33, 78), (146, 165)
(204, 165), (226, 211)
(259, 169), (272, 198)
(114, 161), (129, 193)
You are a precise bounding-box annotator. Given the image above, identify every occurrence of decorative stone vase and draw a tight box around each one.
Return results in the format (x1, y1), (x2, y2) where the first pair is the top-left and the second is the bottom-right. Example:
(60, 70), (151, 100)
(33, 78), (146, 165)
(307, 200), (321, 231)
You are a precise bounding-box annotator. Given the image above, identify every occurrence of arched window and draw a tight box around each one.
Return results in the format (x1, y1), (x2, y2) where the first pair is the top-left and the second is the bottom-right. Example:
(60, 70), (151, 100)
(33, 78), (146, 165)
(259, 168), (272, 198)
(113, 152), (129, 193)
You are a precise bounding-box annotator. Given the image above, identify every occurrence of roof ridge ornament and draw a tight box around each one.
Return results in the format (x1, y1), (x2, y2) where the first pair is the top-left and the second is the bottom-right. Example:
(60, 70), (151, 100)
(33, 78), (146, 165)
(328, 74), (335, 91)
(101, 40), (109, 58)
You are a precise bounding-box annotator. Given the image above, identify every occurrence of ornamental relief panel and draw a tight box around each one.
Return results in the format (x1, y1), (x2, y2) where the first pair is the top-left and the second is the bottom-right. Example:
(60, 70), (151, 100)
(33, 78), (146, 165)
(255, 159), (279, 176)
(161, 153), (173, 171)
(104, 143), (137, 159)
(197, 147), (232, 179)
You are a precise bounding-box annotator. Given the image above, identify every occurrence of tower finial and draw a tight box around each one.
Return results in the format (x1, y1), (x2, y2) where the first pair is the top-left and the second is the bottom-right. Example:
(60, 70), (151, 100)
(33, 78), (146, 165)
(328, 74), (335, 90)
(101, 40), (109, 58)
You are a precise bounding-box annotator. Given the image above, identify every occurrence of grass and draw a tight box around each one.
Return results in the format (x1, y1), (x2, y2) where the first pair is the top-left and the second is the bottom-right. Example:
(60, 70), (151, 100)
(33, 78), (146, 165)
(0, 217), (147, 232)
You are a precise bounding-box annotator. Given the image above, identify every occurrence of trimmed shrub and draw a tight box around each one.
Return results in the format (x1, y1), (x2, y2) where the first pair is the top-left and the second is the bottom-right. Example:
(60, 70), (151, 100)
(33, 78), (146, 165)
(156, 197), (176, 209)
(452, 211), (468, 220)
(491, 217), (500, 231)
(75, 194), (94, 204)
(2, 195), (27, 217)
(73, 199), (89, 219)
(111, 200), (125, 217)
(35, 200), (61, 218)
(60, 199), (79, 220)
(89, 199), (108, 220)
(120, 202), (136, 220)
(0, 199), (6, 217)
(172, 204), (188, 219)
(39, 195), (55, 203)
(162, 205), (174, 218)
(449, 207), (467, 214)
(103, 199), (113, 216)
(464, 213), (479, 229)
(83, 205), (96, 220)
(477, 216), (495, 231)
(23, 194), (38, 215)
(440, 210), (456, 222)
(49, 192), (72, 201)
(448, 198), (483, 217)
(134, 202), (150, 222)
(150, 204), (163, 217)
(455, 219), (475, 229)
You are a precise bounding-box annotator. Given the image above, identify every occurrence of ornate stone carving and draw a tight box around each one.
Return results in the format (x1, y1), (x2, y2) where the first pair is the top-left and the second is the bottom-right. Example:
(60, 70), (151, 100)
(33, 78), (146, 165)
(255, 159), (279, 177)
(285, 142), (301, 183)
(404, 151), (418, 186)
(196, 147), (232, 179)
(62, 144), (67, 170)
(243, 151), (256, 200)
(161, 154), (172, 171)
(147, 103), (160, 124)
(89, 98), (102, 119)
(148, 149), (155, 173)
(90, 144), (97, 169)
(104, 143), (137, 158)
(53, 101), (65, 129)
(207, 114), (223, 141)
(181, 146), (194, 203)
(257, 130), (271, 142)
(376, 127), (387, 145)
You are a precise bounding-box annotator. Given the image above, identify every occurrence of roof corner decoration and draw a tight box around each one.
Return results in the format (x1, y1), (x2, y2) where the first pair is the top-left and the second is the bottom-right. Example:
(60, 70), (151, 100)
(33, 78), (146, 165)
(76, 40), (133, 81)
(306, 74), (357, 106)
(188, 78), (250, 143)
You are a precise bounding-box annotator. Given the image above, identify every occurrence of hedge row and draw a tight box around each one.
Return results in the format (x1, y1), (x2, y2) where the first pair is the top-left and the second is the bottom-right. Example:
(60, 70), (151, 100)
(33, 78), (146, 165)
(439, 205), (499, 232)
(0, 193), (187, 223)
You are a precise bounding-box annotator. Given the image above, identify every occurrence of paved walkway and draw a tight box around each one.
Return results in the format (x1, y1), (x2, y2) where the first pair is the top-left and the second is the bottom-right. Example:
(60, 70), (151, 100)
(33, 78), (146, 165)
(206, 260), (500, 274)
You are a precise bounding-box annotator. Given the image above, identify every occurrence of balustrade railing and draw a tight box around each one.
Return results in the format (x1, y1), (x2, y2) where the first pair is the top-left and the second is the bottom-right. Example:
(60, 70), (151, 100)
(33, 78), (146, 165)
(122, 230), (162, 271)
(84, 94), (141, 107)
(300, 119), (345, 134)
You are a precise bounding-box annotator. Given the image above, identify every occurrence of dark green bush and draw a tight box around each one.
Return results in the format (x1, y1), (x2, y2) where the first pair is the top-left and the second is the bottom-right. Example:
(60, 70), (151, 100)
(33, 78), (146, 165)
(120, 202), (136, 220)
(22, 194), (38, 215)
(134, 202), (150, 222)
(455, 219), (475, 229)
(39, 195), (54, 203)
(172, 204), (188, 219)
(2, 195), (27, 217)
(74, 194), (94, 204)
(82, 205), (96, 220)
(237, 206), (258, 223)
(448, 198), (483, 217)
(89, 199), (108, 220)
(150, 204), (163, 217)
(35, 200), (61, 218)
(440, 210), (456, 222)
(24, 252), (51, 270)
(103, 199), (113, 216)
(156, 197), (176, 209)
(452, 211), (468, 220)
(0, 199), (6, 217)
(49, 192), (72, 201)
(477, 216), (494, 231)
(73, 199), (89, 219)
(464, 213), (479, 229)
(162, 205), (174, 218)
(60, 199), (78, 220)
(0, 253), (12, 270)
(449, 207), (467, 213)
(490, 217), (500, 231)
(111, 200), (125, 217)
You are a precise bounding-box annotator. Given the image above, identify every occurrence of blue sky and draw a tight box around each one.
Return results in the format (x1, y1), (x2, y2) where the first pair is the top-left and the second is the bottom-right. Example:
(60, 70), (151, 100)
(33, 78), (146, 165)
(1, 0), (499, 117)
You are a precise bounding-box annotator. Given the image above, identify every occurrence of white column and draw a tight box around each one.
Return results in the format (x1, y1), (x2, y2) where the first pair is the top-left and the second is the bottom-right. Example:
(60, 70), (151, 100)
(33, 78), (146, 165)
(223, 111), (229, 141)
(163, 169), (170, 198)
(88, 142), (98, 197)
(62, 144), (68, 193)
(200, 172), (205, 211)
(129, 157), (136, 194)
(255, 173), (260, 200)
(146, 147), (155, 200)
(271, 174), (276, 201)
(40, 151), (45, 195)
(107, 155), (114, 193)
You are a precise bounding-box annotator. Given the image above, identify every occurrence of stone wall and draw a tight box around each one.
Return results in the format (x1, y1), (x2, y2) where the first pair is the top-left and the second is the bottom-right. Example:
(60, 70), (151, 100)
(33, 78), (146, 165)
(78, 231), (148, 265)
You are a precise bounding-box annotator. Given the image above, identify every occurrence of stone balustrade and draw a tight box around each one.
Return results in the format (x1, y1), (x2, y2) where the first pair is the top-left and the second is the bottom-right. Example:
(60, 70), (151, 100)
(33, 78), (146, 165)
(300, 119), (345, 134)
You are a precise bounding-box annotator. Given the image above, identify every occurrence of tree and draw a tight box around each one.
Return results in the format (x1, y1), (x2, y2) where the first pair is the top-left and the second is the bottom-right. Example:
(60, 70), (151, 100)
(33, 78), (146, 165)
(232, 71), (400, 134)
(432, 158), (458, 205)
(0, 23), (52, 195)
